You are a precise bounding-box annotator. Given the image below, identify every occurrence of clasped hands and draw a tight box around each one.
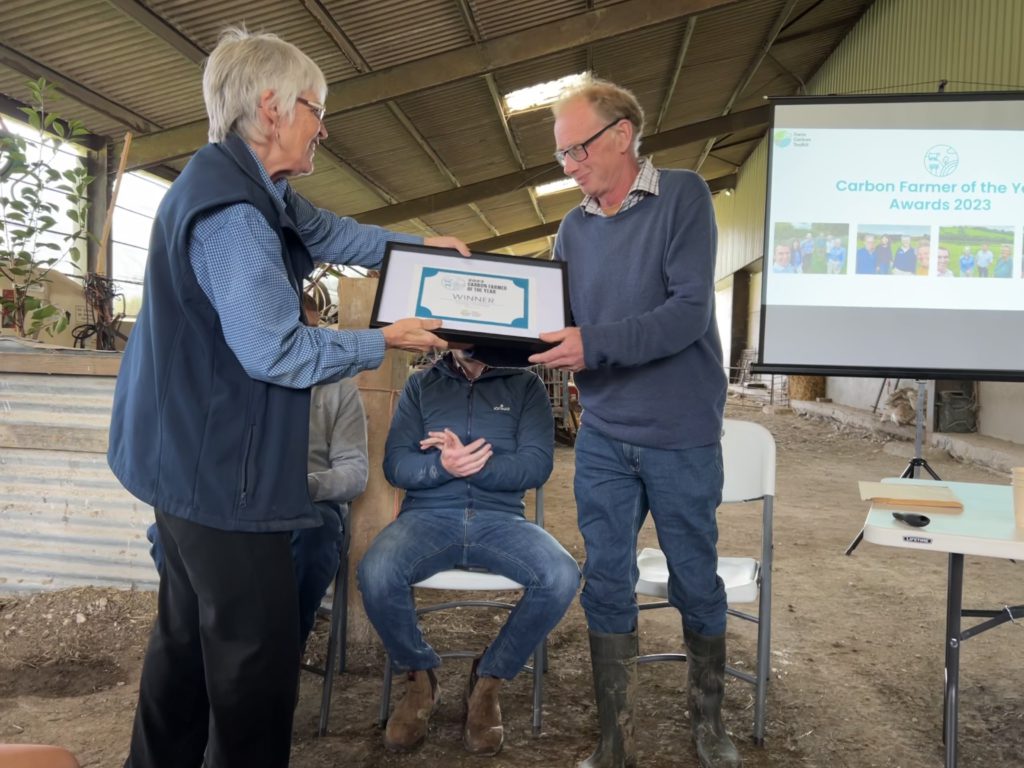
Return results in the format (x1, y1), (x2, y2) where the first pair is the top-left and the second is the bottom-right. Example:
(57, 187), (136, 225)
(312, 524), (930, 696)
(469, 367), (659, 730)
(420, 428), (493, 477)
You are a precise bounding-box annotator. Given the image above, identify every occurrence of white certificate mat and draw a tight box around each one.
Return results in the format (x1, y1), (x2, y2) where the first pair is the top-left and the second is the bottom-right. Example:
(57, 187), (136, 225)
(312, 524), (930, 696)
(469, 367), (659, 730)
(371, 243), (569, 347)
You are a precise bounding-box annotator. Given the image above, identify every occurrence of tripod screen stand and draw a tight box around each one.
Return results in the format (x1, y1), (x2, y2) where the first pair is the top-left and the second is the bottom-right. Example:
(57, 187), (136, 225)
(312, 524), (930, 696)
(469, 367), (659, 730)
(846, 380), (941, 555)
(901, 380), (941, 481)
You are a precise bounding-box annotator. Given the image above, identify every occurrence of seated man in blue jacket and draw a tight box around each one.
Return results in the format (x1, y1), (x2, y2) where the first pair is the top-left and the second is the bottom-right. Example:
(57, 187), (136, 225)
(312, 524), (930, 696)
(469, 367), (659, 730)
(358, 349), (580, 757)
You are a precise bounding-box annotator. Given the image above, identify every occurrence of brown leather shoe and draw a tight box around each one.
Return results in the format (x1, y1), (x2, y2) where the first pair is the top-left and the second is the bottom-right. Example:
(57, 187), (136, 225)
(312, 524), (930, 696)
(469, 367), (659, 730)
(463, 657), (504, 755)
(384, 668), (440, 752)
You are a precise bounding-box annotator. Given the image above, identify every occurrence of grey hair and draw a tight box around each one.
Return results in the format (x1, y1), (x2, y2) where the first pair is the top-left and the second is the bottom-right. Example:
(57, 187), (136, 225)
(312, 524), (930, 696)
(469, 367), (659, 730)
(553, 75), (645, 157)
(203, 27), (327, 143)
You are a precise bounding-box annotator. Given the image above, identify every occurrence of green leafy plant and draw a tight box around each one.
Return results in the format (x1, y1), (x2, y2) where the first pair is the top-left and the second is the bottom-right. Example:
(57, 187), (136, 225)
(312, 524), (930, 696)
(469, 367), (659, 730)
(0, 78), (92, 337)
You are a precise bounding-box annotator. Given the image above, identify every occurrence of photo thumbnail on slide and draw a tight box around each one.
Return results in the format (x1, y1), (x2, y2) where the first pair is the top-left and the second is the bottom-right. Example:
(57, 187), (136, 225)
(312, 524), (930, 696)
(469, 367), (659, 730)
(938, 225), (1014, 277)
(771, 223), (849, 274)
(852, 224), (930, 275)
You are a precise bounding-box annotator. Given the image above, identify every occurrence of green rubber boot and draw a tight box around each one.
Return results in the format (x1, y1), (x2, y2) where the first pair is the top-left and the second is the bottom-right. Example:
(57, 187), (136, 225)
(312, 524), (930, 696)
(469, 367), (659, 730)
(578, 630), (638, 768)
(685, 627), (742, 768)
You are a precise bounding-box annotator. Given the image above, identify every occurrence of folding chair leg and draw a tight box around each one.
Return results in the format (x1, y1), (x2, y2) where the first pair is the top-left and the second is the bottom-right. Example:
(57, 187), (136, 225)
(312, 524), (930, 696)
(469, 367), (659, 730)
(318, 509), (353, 736)
(753, 496), (774, 746)
(379, 652), (394, 728)
(318, 561), (347, 737)
(753, 623), (768, 745)
(531, 640), (545, 736)
(337, 509), (351, 675)
(336, 542), (350, 675)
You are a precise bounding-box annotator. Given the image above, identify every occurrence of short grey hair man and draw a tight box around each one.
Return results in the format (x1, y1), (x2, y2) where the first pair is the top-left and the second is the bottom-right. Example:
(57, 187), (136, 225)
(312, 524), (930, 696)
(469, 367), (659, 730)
(553, 75), (646, 157)
(203, 27), (327, 143)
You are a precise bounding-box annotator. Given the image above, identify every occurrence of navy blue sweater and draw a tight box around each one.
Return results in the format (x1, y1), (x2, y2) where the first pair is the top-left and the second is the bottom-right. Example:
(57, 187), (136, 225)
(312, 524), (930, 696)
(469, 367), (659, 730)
(384, 355), (553, 516)
(108, 135), (319, 532)
(554, 169), (726, 449)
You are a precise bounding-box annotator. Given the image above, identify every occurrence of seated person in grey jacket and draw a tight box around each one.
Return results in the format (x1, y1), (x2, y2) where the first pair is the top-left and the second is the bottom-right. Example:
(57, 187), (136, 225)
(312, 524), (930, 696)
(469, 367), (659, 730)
(358, 350), (580, 757)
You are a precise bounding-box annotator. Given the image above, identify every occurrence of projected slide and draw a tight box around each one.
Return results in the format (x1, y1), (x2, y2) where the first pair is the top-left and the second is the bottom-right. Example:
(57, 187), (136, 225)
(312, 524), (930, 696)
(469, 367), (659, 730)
(761, 95), (1024, 378)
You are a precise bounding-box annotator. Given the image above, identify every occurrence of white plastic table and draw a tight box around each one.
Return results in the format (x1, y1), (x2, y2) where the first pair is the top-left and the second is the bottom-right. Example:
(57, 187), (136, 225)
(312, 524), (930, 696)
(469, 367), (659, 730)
(861, 478), (1024, 768)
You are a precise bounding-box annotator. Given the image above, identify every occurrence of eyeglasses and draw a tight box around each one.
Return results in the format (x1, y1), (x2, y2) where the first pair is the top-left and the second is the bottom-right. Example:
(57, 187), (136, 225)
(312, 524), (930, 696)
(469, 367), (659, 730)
(554, 118), (625, 166)
(296, 96), (326, 122)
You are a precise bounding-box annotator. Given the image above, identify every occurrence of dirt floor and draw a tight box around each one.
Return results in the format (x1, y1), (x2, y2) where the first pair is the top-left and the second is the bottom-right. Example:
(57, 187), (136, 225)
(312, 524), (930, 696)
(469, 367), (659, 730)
(2, 398), (1023, 767)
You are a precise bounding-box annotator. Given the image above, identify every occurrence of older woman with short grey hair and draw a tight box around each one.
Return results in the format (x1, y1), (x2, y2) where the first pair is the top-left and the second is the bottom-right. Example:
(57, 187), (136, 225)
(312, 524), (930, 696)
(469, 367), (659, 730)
(110, 27), (467, 768)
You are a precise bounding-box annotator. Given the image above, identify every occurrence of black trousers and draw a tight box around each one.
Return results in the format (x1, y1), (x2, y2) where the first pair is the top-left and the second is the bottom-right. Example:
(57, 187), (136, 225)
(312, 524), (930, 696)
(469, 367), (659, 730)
(125, 510), (300, 768)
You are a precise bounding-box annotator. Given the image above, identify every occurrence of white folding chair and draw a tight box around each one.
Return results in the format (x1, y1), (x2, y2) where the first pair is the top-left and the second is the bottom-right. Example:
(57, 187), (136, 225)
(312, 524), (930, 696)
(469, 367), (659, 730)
(377, 488), (548, 736)
(635, 418), (776, 745)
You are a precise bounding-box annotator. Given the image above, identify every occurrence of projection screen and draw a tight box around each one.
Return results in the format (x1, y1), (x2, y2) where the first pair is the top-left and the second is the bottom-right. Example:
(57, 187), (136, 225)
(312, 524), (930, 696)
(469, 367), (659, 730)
(758, 93), (1024, 380)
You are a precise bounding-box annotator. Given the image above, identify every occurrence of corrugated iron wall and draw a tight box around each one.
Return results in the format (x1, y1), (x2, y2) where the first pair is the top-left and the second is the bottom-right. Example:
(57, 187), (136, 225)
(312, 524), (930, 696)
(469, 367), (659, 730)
(0, 373), (156, 593)
(810, 0), (1024, 97)
(714, 139), (768, 281)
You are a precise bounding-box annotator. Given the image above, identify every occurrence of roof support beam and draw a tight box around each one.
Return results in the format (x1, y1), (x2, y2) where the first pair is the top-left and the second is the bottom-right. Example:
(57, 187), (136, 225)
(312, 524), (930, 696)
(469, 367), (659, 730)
(357, 107), (768, 226)
(695, 0), (798, 172)
(468, 174), (737, 252)
(297, 0), (496, 238)
(0, 42), (161, 133)
(655, 18), (697, 133)
(299, 0), (368, 74)
(116, 0), (742, 168)
(102, 0), (207, 65)
(483, 73), (545, 226)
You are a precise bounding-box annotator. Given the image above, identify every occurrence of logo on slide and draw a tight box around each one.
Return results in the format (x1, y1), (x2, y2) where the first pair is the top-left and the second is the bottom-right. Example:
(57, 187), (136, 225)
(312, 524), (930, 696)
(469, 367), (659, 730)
(923, 145), (959, 177)
(773, 130), (791, 148)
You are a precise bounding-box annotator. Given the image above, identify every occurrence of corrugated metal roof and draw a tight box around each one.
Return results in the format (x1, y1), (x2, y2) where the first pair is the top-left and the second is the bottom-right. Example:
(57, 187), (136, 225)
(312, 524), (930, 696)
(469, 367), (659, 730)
(470, 0), (587, 40)
(321, 0), (473, 70)
(0, 373), (156, 594)
(0, 0), (874, 257)
(329, 104), (452, 202)
(0, 64), (124, 139)
(395, 78), (522, 185)
(3, 0), (202, 130)
(475, 190), (545, 233)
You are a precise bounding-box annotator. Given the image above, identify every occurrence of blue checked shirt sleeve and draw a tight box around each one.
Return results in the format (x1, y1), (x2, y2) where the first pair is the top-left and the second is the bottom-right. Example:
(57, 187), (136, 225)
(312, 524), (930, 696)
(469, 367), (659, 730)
(287, 190), (421, 266)
(190, 203), (400, 388)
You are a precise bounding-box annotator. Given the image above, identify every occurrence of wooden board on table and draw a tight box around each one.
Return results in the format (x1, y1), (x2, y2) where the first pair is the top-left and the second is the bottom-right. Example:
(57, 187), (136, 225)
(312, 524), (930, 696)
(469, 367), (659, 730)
(858, 481), (964, 512)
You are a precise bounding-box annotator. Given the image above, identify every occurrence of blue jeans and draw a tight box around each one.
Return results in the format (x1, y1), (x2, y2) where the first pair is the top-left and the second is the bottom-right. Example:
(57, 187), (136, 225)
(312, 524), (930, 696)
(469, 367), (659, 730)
(573, 423), (727, 636)
(291, 503), (343, 647)
(357, 507), (580, 679)
(147, 502), (342, 649)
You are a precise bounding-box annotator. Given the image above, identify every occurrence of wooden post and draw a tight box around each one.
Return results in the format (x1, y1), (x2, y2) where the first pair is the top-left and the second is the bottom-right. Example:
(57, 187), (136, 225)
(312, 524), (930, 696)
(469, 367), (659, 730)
(336, 276), (411, 644)
(96, 132), (132, 276)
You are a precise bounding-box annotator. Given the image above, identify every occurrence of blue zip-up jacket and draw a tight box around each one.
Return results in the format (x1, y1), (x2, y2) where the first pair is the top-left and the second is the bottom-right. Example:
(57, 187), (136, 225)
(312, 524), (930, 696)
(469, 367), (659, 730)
(107, 134), (318, 532)
(384, 354), (553, 516)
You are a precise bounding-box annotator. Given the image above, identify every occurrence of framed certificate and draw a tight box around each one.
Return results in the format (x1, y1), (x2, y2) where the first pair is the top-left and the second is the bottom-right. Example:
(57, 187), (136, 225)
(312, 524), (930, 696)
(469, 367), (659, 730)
(370, 242), (570, 351)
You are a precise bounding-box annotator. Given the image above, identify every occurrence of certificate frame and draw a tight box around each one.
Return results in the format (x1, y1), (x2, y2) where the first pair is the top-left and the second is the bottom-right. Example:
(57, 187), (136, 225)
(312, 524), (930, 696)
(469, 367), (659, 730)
(370, 242), (570, 352)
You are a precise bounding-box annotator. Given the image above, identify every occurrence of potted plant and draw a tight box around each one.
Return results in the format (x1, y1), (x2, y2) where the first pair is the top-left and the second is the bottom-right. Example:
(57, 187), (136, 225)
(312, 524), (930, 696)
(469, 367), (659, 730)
(0, 78), (92, 338)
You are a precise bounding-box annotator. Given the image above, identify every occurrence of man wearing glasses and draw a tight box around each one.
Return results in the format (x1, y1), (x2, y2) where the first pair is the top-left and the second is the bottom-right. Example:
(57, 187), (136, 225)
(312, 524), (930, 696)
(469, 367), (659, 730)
(530, 78), (738, 768)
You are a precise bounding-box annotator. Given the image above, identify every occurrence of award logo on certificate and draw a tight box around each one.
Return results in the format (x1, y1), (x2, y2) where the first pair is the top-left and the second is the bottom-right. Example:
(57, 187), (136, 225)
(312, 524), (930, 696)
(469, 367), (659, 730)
(371, 243), (570, 352)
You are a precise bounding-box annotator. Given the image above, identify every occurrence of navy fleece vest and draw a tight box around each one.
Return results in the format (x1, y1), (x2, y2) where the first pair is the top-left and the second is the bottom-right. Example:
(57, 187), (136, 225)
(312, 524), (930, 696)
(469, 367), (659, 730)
(108, 134), (319, 532)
